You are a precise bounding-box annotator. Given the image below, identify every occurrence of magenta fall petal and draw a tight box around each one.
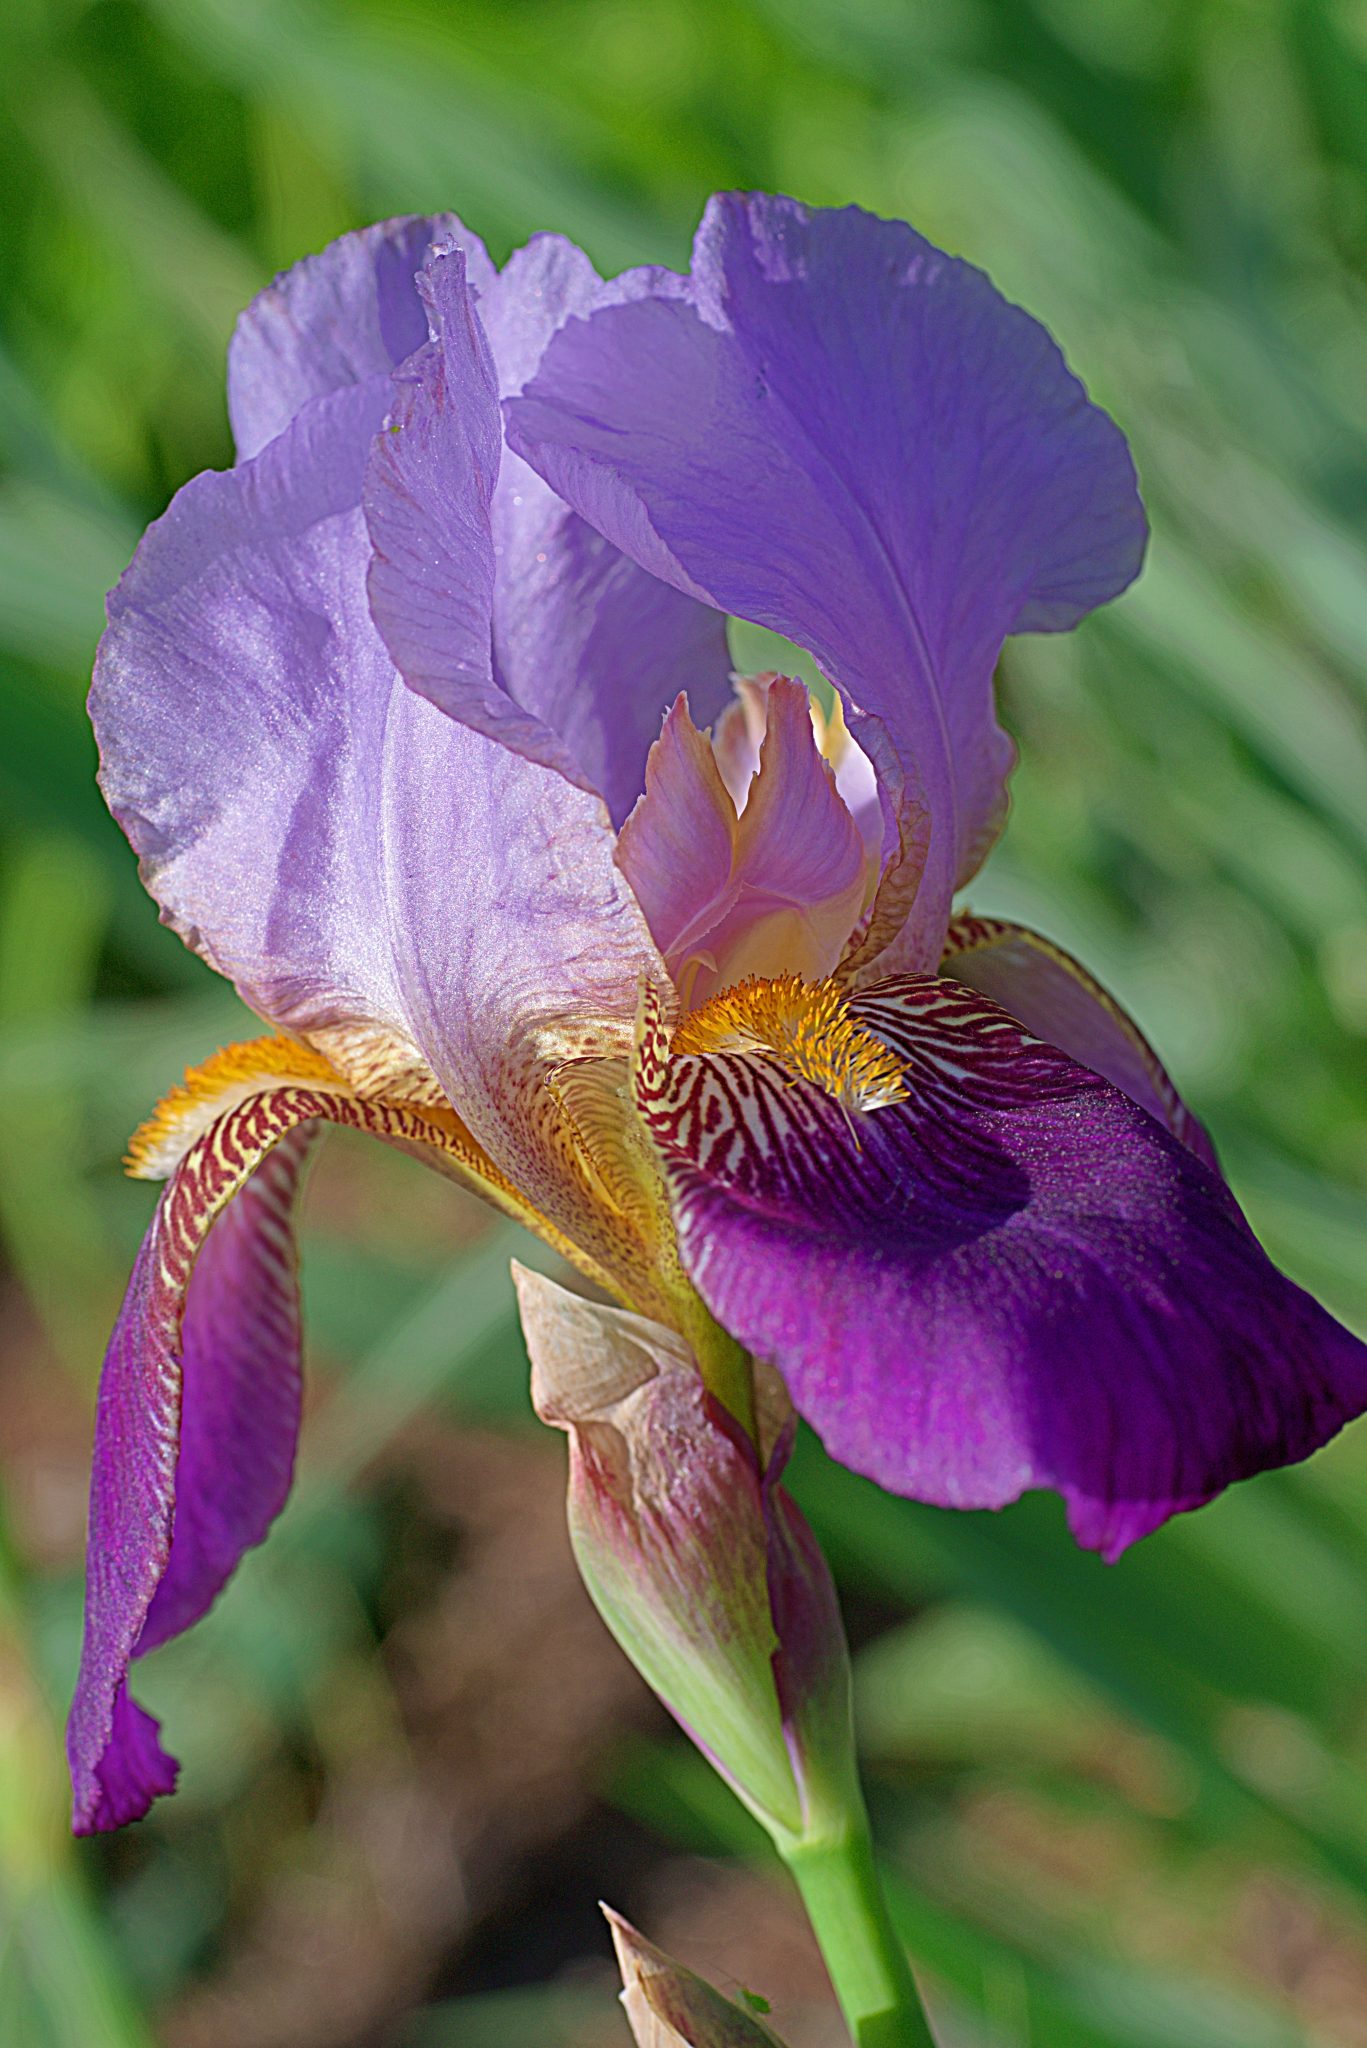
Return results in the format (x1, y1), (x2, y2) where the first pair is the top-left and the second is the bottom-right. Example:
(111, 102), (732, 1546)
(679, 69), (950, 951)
(69, 1127), (316, 1834)
(639, 977), (1367, 1561)
(943, 913), (1219, 1169)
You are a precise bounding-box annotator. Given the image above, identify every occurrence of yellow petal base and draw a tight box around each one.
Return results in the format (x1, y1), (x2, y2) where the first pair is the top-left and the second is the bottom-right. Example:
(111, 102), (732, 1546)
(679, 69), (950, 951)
(124, 1032), (620, 1298)
(672, 974), (908, 1115)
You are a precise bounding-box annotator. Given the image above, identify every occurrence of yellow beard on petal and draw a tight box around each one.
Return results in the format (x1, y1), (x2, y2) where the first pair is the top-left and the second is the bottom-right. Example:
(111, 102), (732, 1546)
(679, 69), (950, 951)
(124, 1030), (642, 1314)
(126, 1036), (346, 1179)
(672, 974), (909, 1116)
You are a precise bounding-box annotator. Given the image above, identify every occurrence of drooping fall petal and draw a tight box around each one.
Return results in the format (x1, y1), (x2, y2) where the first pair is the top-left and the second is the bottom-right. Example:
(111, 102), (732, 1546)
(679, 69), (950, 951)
(638, 978), (1367, 1559)
(69, 1042), (574, 1833)
(69, 1089), (328, 1832)
(69, 1126), (313, 1833)
(134, 1128), (314, 1655)
(507, 191), (1146, 965)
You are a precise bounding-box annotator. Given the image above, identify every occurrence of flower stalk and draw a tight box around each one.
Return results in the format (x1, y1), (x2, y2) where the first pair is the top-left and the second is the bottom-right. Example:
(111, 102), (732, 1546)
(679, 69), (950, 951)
(781, 1819), (936, 2048)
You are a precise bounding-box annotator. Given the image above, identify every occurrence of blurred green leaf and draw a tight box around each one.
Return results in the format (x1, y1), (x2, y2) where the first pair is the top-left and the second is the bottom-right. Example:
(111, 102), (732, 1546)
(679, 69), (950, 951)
(146, 0), (670, 266)
(0, 480), (133, 672)
(0, 832), (121, 1376)
(399, 1984), (621, 2046)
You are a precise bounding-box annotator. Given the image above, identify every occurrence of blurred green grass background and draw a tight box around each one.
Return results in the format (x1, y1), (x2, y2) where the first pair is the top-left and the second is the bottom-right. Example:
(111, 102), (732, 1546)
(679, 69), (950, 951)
(4, 0), (1367, 2042)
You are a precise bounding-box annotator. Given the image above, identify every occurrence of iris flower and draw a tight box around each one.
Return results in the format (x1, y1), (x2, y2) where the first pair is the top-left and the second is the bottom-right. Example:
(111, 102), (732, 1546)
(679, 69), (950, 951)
(69, 195), (1367, 1835)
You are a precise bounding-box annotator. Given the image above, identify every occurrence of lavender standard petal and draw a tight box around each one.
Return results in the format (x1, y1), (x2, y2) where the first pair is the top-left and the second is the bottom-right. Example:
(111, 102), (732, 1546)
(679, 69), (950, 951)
(507, 192), (1146, 959)
(93, 260), (664, 1229)
(228, 213), (492, 460)
(91, 378), (428, 1063)
(366, 235), (730, 824)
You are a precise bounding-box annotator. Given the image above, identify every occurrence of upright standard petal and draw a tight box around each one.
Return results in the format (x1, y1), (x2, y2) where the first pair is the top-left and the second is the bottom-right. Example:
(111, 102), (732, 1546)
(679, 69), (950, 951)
(93, 276), (670, 1282)
(944, 913), (1217, 1168)
(92, 377), (435, 1087)
(507, 193), (1147, 958)
(365, 236), (732, 824)
(378, 700), (676, 1308)
(227, 213), (491, 461)
(641, 978), (1367, 1558)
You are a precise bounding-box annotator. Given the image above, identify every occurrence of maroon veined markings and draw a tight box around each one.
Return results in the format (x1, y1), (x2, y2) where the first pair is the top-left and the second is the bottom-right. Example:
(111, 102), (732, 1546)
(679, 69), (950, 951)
(656, 1053), (860, 1204)
(851, 977), (1087, 1115)
(941, 915), (1203, 1147)
(638, 971), (1119, 1233)
(145, 1083), (451, 1381)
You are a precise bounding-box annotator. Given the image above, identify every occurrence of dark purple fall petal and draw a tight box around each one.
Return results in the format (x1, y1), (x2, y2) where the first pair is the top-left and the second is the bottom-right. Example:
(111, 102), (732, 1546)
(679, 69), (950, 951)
(637, 977), (1367, 1559)
(943, 912), (1219, 1170)
(136, 1137), (312, 1653)
(365, 234), (731, 824)
(89, 1686), (178, 1834)
(506, 192), (1147, 964)
(69, 1124), (315, 1834)
(70, 1040), (636, 1834)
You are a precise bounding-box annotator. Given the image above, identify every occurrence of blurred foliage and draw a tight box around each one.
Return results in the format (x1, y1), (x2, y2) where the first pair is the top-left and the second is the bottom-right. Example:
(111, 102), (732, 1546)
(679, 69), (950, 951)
(2, 0), (1367, 2043)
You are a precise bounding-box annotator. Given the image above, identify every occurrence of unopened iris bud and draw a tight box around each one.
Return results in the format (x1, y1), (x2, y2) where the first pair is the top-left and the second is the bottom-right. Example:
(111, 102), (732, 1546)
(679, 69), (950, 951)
(605, 1906), (787, 2046)
(514, 1265), (857, 1850)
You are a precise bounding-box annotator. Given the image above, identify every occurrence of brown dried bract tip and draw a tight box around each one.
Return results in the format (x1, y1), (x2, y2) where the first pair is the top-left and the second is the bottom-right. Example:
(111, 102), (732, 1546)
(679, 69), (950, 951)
(604, 1905), (787, 2047)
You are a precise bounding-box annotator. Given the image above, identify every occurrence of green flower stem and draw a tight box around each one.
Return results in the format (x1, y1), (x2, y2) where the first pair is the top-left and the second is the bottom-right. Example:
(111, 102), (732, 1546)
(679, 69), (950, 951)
(781, 1818), (936, 2047)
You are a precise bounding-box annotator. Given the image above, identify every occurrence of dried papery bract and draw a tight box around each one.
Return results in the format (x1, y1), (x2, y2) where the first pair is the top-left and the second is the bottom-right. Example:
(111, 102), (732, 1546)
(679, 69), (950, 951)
(605, 1907), (786, 2046)
(514, 1265), (858, 1849)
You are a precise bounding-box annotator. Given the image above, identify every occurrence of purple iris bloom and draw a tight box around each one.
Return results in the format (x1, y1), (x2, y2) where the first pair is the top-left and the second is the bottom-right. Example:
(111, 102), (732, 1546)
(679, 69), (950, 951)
(70, 194), (1367, 1836)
